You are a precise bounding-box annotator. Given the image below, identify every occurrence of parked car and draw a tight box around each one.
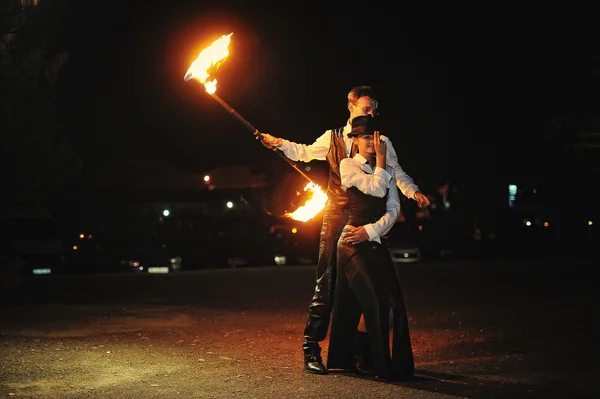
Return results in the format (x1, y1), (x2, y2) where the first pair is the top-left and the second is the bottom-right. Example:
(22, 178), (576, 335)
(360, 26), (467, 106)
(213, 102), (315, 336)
(70, 229), (182, 274)
(192, 217), (319, 269)
(0, 207), (69, 275)
(387, 222), (422, 264)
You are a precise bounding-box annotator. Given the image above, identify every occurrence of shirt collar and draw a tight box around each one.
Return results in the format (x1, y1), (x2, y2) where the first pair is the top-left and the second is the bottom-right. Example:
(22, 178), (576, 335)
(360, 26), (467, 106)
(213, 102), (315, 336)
(343, 120), (352, 137)
(352, 153), (369, 165)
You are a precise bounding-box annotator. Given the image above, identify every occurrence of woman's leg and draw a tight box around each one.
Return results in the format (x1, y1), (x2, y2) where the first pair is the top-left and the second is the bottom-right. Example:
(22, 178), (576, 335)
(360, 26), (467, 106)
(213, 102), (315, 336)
(385, 255), (415, 379)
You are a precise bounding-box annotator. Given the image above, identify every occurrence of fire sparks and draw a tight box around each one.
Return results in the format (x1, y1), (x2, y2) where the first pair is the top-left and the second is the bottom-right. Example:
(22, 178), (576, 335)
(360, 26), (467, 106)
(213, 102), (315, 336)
(184, 33), (233, 94)
(286, 182), (328, 222)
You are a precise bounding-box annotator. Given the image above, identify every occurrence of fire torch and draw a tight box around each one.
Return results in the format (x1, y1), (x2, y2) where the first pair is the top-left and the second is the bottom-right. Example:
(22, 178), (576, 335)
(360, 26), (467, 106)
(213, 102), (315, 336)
(184, 33), (327, 222)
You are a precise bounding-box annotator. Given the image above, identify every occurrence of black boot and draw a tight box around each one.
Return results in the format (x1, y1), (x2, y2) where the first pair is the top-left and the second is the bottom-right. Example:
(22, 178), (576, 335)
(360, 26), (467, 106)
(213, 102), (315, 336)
(352, 331), (375, 375)
(302, 342), (327, 374)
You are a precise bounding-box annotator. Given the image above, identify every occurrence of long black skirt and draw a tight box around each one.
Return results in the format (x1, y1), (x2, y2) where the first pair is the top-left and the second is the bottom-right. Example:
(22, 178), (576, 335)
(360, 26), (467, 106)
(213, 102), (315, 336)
(327, 226), (415, 380)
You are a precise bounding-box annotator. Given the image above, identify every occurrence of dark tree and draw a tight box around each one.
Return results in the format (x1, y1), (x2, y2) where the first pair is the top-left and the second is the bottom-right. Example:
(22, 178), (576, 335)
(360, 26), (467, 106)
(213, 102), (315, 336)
(0, 0), (80, 209)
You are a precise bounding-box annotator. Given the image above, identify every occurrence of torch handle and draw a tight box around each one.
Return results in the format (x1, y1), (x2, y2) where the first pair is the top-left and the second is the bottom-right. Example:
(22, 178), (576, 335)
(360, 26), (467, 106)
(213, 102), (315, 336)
(271, 148), (314, 183)
(210, 93), (313, 183)
(210, 93), (260, 135)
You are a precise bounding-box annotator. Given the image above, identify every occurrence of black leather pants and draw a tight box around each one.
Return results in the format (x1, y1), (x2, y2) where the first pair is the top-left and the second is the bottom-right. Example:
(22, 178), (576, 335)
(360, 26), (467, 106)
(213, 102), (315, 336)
(303, 204), (349, 352)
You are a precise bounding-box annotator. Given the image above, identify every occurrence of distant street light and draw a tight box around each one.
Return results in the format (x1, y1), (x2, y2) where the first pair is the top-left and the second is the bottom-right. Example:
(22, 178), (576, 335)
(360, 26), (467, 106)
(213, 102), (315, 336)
(163, 209), (170, 217)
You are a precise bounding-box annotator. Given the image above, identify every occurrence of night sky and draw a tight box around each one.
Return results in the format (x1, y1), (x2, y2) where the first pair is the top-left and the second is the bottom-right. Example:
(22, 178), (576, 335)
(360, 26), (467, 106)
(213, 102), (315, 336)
(57, 2), (600, 192)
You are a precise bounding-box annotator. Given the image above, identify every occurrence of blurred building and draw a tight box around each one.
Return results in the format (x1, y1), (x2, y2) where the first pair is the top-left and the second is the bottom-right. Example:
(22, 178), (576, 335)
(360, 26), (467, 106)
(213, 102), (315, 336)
(1, 0), (39, 35)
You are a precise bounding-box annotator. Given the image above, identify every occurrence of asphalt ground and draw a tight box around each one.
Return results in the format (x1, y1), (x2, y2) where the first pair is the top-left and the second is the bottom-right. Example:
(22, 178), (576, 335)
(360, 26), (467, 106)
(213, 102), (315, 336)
(0, 257), (598, 398)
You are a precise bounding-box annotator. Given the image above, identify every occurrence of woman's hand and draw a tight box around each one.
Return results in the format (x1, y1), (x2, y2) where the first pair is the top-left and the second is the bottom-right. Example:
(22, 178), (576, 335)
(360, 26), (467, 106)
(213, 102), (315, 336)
(373, 131), (386, 167)
(343, 226), (369, 245)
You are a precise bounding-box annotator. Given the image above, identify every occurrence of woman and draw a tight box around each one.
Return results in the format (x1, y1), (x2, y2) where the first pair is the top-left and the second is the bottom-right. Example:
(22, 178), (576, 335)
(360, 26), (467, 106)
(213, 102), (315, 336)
(326, 115), (415, 381)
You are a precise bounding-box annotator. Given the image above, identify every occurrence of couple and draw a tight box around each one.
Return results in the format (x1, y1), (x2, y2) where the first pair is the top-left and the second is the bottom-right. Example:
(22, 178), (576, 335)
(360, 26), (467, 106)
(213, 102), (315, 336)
(260, 85), (430, 380)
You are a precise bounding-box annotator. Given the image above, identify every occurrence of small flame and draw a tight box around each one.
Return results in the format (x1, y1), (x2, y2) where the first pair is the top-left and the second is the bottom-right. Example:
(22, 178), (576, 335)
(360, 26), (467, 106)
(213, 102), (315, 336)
(286, 182), (328, 222)
(184, 33), (233, 94)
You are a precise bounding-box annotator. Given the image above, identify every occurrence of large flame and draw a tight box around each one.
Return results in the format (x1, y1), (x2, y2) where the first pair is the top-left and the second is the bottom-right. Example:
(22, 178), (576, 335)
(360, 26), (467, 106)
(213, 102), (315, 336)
(184, 33), (233, 94)
(286, 182), (328, 222)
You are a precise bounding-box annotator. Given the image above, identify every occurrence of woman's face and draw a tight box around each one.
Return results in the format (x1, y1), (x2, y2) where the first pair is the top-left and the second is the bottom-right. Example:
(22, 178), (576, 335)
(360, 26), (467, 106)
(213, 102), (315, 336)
(353, 134), (375, 155)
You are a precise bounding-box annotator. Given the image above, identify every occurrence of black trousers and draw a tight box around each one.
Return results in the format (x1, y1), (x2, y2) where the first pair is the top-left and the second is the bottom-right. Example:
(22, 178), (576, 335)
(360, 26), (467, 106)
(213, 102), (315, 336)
(303, 205), (349, 347)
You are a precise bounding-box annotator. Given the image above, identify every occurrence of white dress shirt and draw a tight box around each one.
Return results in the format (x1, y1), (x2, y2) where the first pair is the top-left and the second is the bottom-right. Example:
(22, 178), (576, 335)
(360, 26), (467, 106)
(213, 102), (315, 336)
(340, 154), (400, 243)
(278, 120), (420, 200)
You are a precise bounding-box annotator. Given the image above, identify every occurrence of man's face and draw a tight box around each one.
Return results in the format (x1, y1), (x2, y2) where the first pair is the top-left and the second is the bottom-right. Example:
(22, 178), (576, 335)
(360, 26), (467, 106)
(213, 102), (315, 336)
(350, 96), (378, 120)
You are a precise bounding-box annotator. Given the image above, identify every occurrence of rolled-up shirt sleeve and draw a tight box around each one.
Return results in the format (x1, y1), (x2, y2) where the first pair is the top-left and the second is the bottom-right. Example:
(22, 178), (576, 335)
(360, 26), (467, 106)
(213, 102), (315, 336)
(364, 173), (401, 243)
(382, 135), (420, 200)
(340, 159), (392, 198)
(278, 130), (332, 162)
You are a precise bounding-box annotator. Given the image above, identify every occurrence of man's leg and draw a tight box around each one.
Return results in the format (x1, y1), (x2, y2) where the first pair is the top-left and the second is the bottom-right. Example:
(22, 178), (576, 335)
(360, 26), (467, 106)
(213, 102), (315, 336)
(302, 208), (346, 374)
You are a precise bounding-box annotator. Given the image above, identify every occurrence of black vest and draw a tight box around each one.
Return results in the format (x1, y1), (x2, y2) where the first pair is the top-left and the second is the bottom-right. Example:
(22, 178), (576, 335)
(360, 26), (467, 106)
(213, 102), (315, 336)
(346, 186), (388, 227)
(325, 127), (349, 208)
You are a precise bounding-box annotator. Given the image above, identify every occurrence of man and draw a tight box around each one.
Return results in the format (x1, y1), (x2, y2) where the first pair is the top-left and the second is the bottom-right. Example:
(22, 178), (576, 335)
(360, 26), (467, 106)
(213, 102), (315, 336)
(259, 86), (430, 374)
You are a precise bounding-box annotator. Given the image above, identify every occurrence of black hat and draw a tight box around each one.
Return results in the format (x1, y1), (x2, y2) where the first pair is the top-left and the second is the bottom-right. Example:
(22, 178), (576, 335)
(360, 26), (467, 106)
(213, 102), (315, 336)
(348, 115), (379, 138)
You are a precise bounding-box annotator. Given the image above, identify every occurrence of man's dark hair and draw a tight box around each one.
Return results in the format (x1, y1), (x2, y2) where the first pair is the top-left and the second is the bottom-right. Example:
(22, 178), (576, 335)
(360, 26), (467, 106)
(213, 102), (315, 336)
(347, 85), (379, 105)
